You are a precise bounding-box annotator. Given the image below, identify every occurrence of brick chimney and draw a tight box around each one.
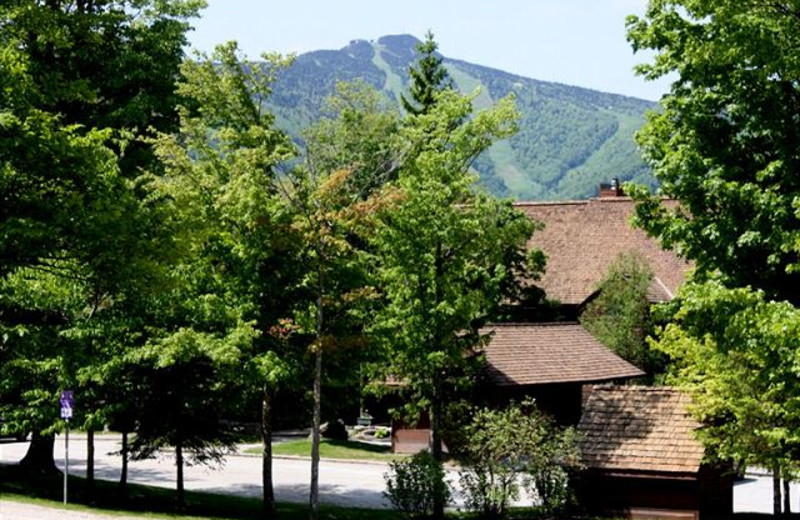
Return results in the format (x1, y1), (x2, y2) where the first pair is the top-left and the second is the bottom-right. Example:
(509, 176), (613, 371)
(599, 178), (624, 198)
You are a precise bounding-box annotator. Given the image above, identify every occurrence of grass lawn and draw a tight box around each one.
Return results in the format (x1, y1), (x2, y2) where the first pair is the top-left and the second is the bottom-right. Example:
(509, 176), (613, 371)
(0, 463), (401, 520)
(249, 439), (403, 462)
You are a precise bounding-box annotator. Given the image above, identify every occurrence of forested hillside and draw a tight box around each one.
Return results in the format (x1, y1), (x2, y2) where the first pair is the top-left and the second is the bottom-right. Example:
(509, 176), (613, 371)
(269, 34), (656, 200)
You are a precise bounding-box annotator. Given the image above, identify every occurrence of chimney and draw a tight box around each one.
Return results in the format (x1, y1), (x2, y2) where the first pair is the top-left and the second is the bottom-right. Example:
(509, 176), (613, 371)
(598, 178), (624, 198)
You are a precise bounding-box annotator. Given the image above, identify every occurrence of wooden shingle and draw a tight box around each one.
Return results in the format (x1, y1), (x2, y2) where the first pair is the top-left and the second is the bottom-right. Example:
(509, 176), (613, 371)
(481, 323), (645, 386)
(578, 385), (704, 474)
(516, 198), (690, 305)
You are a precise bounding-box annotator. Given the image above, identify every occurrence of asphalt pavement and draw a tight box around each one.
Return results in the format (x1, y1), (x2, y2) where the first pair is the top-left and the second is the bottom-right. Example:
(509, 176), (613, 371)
(0, 434), (794, 513)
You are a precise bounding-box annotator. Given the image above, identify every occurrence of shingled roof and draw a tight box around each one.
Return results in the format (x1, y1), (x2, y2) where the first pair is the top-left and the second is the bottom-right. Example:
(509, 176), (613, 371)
(516, 198), (690, 305)
(578, 385), (704, 474)
(480, 323), (644, 386)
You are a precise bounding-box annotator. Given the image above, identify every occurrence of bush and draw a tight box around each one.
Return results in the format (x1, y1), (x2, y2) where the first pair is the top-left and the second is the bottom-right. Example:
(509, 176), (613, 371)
(457, 400), (582, 519)
(384, 450), (451, 518)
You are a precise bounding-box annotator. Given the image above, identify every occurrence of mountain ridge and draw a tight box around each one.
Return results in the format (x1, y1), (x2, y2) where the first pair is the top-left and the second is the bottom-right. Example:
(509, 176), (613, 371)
(269, 34), (656, 200)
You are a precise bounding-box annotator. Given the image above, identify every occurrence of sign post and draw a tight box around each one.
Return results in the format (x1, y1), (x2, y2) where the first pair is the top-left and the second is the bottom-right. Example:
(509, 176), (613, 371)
(60, 390), (74, 505)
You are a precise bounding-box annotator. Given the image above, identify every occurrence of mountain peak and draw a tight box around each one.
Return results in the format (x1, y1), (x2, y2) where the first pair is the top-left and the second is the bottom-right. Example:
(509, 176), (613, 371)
(269, 35), (655, 200)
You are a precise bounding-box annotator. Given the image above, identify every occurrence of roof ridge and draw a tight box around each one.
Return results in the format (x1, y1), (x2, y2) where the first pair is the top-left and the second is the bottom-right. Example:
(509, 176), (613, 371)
(591, 384), (683, 394)
(513, 200), (588, 207)
(652, 276), (674, 300)
(486, 321), (580, 327)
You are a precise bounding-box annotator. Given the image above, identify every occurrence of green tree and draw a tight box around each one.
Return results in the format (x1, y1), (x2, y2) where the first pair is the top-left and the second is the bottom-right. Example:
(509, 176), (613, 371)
(580, 252), (664, 375)
(293, 79), (410, 519)
(369, 89), (537, 520)
(282, 162), (382, 520)
(401, 31), (454, 116)
(304, 80), (402, 197)
(649, 280), (800, 513)
(626, 1), (800, 509)
(149, 41), (300, 518)
(3, 0), (205, 175)
(626, 0), (800, 303)
(0, 0), (203, 475)
(126, 329), (249, 509)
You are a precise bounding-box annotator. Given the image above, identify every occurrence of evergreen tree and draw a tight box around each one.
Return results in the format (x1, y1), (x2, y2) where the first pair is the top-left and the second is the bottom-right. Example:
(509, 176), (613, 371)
(401, 31), (454, 116)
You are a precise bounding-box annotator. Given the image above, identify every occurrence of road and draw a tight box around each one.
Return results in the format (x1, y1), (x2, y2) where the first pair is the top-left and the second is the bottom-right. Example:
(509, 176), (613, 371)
(0, 435), (794, 513)
(0, 435), (390, 509)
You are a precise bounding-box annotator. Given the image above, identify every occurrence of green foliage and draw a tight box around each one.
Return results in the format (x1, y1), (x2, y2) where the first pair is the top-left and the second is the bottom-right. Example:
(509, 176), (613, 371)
(456, 400), (581, 519)
(383, 451), (451, 519)
(369, 90), (539, 450)
(626, 0), (800, 303)
(401, 31), (454, 116)
(0, 0), (202, 454)
(267, 34), (654, 200)
(581, 253), (664, 374)
(125, 327), (247, 463)
(146, 40), (303, 509)
(625, 1), (800, 491)
(304, 80), (401, 198)
(1, 0), (205, 175)
(649, 280), (800, 476)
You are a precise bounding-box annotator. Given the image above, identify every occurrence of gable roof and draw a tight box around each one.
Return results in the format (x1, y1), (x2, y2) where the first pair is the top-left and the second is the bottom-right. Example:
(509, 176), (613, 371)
(515, 198), (690, 305)
(578, 385), (704, 474)
(480, 323), (644, 386)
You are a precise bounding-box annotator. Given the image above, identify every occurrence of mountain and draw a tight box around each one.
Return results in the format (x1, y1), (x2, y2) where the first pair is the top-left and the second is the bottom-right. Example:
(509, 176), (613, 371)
(269, 34), (656, 200)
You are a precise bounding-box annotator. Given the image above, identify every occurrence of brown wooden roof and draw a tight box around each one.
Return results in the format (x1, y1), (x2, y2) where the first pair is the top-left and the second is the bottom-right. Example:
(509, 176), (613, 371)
(481, 323), (644, 386)
(578, 385), (704, 474)
(516, 198), (690, 305)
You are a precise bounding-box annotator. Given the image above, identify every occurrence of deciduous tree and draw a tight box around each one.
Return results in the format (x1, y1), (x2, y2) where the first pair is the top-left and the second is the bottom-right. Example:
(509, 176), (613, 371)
(626, 2), (800, 508)
(0, 0), (203, 474)
(626, 0), (800, 302)
(581, 253), (663, 375)
(649, 280), (800, 513)
(370, 89), (537, 520)
(149, 41), (299, 518)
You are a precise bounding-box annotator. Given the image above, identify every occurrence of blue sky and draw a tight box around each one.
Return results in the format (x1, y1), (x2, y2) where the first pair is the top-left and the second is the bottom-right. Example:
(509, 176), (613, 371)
(188, 0), (671, 101)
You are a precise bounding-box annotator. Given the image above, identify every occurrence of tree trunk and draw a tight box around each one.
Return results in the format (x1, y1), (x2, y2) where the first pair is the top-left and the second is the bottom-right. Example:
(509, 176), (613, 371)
(119, 431), (128, 488)
(774, 466), (782, 516)
(430, 243), (445, 520)
(19, 432), (57, 473)
(784, 478), (791, 514)
(309, 349), (322, 520)
(309, 245), (323, 520)
(430, 376), (444, 520)
(261, 387), (277, 520)
(176, 441), (185, 510)
(87, 428), (95, 494)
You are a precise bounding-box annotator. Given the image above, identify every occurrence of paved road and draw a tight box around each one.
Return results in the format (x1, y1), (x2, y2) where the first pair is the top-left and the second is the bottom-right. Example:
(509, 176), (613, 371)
(0, 435), (794, 514)
(1, 436), (391, 509)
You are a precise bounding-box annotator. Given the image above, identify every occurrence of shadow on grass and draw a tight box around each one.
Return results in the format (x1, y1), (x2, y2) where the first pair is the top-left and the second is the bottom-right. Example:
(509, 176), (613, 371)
(0, 463), (400, 520)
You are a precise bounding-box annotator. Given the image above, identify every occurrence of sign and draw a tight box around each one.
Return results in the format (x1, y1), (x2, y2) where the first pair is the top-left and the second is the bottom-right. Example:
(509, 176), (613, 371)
(60, 390), (74, 420)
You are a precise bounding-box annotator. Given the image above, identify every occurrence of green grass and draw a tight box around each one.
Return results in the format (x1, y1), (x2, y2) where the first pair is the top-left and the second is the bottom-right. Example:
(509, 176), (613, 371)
(249, 439), (403, 462)
(0, 463), (401, 520)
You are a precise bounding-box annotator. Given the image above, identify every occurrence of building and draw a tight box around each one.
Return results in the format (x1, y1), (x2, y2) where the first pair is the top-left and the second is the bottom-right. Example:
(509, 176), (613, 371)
(391, 323), (643, 453)
(576, 385), (733, 520)
(479, 322), (643, 424)
(515, 195), (689, 315)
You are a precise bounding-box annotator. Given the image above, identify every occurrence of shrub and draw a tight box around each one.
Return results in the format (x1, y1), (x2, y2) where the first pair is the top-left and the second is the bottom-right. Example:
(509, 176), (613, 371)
(457, 400), (582, 519)
(384, 450), (451, 518)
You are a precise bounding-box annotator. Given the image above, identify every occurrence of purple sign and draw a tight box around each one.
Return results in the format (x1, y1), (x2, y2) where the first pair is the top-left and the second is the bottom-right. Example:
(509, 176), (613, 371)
(60, 390), (74, 419)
